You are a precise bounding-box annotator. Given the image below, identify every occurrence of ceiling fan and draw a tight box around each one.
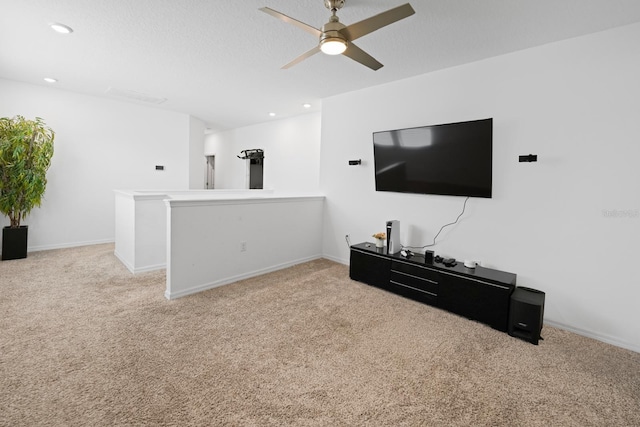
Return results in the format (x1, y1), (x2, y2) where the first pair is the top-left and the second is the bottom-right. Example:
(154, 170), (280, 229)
(260, 0), (415, 71)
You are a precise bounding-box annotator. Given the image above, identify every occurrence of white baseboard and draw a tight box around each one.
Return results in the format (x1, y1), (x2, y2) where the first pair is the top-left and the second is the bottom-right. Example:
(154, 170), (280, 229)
(114, 250), (135, 273)
(165, 255), (322, 300)
(114, 250), (165, 274)
(28, 239), (114, 253)
(544, 319), (639, 354)
(323, 253), (349, 265)
(132, 263), (165, 274)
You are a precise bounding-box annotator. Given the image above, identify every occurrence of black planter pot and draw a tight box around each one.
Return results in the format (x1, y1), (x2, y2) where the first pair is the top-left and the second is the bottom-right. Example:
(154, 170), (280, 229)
(2, 226), (28, 260)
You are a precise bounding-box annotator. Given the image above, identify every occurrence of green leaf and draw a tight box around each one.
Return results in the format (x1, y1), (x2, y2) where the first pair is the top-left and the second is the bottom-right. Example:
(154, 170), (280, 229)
(0, 115), (54, 228)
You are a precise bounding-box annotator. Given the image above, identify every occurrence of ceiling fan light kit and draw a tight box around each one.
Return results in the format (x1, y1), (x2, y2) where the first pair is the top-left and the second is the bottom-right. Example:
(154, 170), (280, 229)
(320, 39), (347, 55)
(260, 1), (415, 70)
(320, 37), (347, 55)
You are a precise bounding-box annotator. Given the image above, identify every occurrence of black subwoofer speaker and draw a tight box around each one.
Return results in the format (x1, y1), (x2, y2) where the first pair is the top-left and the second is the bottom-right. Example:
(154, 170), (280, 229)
(508, 287), (545, 345)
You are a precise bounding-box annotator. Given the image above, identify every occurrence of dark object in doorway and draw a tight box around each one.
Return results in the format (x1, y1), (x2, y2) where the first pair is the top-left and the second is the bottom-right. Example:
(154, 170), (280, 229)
(238, 149), (264, 189)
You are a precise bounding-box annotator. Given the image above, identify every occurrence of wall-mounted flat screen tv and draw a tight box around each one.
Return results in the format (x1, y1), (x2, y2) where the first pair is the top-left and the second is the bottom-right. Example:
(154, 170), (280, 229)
(373, 118), (493, 198)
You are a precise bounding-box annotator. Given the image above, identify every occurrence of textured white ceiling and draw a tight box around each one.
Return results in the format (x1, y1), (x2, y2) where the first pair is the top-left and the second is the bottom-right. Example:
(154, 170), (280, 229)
(2, 0), (640, 132)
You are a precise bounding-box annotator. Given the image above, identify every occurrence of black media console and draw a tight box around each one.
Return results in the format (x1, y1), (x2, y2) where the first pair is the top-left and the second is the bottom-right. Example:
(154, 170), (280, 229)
(349, 242), (517, 332)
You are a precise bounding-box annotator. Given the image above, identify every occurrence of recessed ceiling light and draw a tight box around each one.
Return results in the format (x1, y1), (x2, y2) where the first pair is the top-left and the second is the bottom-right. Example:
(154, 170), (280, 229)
(43, 77), (58, 83)
(303, 103), (311, 109)
(269, 112), (276, 117)
(50, 23), (73, 34)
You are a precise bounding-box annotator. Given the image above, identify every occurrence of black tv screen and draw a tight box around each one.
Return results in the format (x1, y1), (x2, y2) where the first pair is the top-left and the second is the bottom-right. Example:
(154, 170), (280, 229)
(373, 118), (493, 198)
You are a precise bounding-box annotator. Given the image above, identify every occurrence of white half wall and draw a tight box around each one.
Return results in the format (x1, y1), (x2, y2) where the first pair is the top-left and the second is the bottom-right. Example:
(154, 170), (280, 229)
(205, 112), (321, 191)
(114, 191), (168, 273)
(113, 189), (276, 274)
(319, 23), (640, 352)
(0, 79), (191, 251)
(165, 195), (324, 299)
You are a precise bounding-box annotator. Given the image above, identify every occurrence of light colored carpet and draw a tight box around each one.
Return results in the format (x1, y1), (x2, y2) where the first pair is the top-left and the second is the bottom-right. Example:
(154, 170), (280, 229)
(0, 243), (638, 426)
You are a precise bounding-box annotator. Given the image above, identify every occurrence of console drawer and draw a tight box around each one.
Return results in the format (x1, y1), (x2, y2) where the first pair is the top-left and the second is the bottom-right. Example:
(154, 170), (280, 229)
(389, 267), (439, 296)
(387, 279), (438, 305)
(391, 261), (440, 285)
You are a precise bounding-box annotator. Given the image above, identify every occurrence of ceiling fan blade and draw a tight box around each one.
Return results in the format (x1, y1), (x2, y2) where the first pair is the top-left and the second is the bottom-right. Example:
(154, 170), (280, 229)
(342, 42), (383, 71)
(341, 3), (415, 41)
(259, 7), (322, 38)
(282, 45), (321, 69)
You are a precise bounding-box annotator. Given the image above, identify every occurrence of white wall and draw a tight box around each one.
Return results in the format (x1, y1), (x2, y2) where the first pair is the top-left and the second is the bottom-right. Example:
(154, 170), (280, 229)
(205, 112), (321, 191)
(0, 79), (191, 251)
(319, 23), (640, 352)
(188, 115), (206, 189)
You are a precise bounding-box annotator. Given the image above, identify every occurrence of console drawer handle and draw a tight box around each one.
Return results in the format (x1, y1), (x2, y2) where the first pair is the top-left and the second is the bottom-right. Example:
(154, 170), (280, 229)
(390, 280), (437, 297)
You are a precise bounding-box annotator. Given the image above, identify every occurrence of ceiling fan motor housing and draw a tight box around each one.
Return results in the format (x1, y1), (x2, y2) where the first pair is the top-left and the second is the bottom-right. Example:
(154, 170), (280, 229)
(324, 0), (345, 12)
(321, 20), (347, 42)
(320, 19), (348, 54)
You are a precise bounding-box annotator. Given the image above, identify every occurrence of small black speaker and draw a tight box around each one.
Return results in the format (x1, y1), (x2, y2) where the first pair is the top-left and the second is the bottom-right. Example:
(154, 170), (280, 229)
(508, 287), (545, 345)
(424, 250), (434, 264)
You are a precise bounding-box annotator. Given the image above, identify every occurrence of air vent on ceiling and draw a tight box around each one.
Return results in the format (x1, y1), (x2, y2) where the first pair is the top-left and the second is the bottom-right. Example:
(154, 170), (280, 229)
(105, 87), (167, 104)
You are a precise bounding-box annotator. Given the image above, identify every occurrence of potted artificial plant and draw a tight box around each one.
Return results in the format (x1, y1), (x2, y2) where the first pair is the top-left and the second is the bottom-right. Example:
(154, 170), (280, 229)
(0, 116), (54, 260)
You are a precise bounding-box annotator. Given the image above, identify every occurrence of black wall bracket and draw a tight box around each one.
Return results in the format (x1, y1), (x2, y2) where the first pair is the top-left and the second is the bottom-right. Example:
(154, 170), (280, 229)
(519, 154), (538, 163)
(348, 159), (362, 165)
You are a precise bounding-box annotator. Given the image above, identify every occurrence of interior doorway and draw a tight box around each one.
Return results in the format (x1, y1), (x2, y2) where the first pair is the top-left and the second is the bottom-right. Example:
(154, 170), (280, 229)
(205, 155), (215, 189)
(237, 149), (264, 190)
